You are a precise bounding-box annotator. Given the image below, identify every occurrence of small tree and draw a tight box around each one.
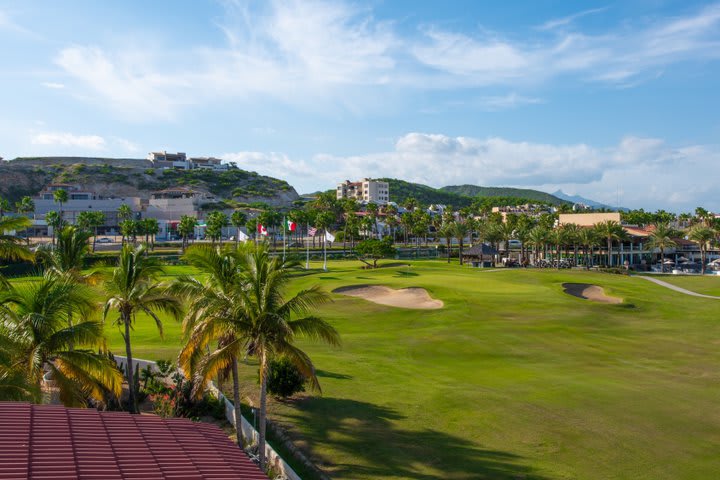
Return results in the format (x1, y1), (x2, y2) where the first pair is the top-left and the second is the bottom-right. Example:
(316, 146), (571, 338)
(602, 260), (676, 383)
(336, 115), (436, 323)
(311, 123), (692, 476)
(265, 357), (306, 398)
(45, 210), (62, 246)
(355, 237), (396, 268)
(53, 189), (68, 226)
(206, 211), (229, 245)
(178, 215), (198, 251)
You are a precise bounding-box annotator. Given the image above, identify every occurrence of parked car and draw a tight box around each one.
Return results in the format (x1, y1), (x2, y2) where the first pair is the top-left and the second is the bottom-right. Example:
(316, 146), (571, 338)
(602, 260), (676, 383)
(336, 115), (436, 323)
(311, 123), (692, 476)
(96, 238), (112, 243)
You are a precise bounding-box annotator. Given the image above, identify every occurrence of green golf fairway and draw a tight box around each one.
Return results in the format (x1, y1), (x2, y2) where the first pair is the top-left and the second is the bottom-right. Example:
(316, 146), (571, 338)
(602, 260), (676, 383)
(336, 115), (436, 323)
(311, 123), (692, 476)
(102, 260), (720, 480)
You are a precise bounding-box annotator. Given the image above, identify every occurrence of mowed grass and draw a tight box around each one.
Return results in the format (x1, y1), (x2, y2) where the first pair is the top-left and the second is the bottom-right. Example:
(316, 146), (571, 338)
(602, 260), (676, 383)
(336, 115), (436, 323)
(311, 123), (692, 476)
(645, 274), (720, 297)
(46, 261), (720, 479)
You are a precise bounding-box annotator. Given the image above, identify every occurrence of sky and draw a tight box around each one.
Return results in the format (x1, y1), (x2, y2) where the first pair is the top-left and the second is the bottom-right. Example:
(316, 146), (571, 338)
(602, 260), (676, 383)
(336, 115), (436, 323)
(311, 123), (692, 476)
(1, 0), (719, 212)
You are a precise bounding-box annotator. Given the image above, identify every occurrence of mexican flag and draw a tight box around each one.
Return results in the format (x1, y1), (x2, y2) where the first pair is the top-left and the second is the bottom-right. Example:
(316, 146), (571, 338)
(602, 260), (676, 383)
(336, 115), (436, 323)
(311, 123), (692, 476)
(285, 219), (297, 231)
(257, 224), (268, 236)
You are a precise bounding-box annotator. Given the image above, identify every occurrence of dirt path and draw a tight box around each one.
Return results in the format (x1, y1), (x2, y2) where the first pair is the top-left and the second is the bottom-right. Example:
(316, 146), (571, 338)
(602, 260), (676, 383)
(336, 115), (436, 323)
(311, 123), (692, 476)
(635, 276), (720, 300)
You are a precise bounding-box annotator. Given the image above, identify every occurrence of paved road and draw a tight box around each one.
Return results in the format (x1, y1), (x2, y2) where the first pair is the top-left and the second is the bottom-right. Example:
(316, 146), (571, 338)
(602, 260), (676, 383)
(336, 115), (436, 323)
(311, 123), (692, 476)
(635, 275), (720, 299)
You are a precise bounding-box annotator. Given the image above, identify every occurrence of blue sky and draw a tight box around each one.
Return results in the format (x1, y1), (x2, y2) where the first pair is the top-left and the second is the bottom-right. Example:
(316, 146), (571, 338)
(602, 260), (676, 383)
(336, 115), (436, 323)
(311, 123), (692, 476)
(1, 0), (719, 212)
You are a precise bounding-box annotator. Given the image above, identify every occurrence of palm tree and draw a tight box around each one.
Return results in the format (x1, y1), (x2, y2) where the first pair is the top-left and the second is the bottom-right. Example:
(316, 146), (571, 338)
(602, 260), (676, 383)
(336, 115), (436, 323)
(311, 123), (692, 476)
(144, 217), (159, 250)
(235, 245), (340, 469)
(687, 225), (715, 274)
(577, 227), (598, 269)
(451, 220), (469, 265)
(0, 197), (11, 218)
(178, 215), (198, 251)
(102, 245), (183, 413)
(594, 220), (626, 267)
(76, 211), (106, 252)
(547, 228), (566, 269)
(526, 226), (549, 264)
(15, 196), (35, 218)
(497, 222), (515, 262)
(0, 216), (33, 265)
(561, 223), (581, 265)
(646, 222), (677, 272)
(53, 189), (69, 226)
(170, 245), (247, 446)
(439, 222), (454, 263)
(36, 225), (92, 277)
(45, 210), (62, 247)
(0, 333), (38, 401)
(231, 210), (247, 248)
(0, 272), (122, 406)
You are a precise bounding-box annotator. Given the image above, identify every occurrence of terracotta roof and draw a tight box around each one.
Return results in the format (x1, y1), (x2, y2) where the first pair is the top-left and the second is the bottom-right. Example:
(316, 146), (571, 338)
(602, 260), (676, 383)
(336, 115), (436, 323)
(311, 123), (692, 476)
(0, 402), (267, 480)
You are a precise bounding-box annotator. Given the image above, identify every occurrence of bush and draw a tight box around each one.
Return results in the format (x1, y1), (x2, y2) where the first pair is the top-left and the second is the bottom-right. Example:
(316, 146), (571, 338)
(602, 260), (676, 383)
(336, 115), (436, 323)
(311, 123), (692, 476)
(265, 357), (306, 398)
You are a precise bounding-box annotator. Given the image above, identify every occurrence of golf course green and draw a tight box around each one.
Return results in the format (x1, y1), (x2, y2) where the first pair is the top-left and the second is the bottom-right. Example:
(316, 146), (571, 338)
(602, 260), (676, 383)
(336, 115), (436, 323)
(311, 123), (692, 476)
(104, 260), (720, 480)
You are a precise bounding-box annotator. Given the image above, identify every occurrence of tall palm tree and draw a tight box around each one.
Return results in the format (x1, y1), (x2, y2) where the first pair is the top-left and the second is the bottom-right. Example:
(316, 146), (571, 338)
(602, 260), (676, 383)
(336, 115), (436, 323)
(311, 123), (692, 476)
(577, 227), (598, 269)
(561, 223), (581, 265)
(687, 225), (715, 274)
(102, 245), (182, 413)
(547, 228), (566, 269)
(53, 189), (69, 226)
(45, 211), (62, 247)
(526, 226), (549, 264)
(0, 272), (122, 406)
(451, 220), (469, 265)
(594, 220), (626, 267)
(170, 244), (247, 446)
(646, 222), (677, 272)
(439, 222), (454, 263)
(178, 215), (198, 252)
(235, 245), (340, 469)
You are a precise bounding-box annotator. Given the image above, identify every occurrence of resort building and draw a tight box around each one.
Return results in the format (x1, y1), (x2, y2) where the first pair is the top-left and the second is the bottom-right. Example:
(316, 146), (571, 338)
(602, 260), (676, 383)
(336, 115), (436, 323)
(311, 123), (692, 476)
(145, 187), (216, 221)
(148, 152), (228, 171)
(336, 179), (390, 204)
(33, 183), (141, 230)
(558, 212), (621, 227)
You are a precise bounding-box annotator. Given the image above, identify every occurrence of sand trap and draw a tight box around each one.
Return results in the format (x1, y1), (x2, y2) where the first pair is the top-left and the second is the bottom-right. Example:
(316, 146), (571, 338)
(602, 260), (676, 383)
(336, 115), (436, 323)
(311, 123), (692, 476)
(562, 283), (622, 304)
(333, 285), (444, 310)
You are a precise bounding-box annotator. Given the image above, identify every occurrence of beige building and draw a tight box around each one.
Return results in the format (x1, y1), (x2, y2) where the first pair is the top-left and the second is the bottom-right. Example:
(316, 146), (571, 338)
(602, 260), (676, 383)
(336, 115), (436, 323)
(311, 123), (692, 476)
(558, 212), (621, 227)
(336, 178), (390, 204)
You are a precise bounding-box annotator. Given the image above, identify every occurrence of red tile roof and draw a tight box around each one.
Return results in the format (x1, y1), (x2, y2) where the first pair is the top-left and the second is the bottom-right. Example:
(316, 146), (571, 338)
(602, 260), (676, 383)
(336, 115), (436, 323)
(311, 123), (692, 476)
(0, 402), (267, 480)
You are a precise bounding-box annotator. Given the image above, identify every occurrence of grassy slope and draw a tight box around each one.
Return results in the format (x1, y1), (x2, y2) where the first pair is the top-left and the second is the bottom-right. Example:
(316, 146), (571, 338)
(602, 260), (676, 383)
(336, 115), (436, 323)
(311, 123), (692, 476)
(101, 261), (720, 480)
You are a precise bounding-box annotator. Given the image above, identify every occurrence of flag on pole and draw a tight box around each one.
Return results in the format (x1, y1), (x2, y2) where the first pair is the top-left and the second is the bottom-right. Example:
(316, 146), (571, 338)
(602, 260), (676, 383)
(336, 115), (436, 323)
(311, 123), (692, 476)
(238, 229), (249, 241)
(257, 224), (268, 236)
(308, 226), (318, 237)
(284, 219), (297, 231)
(325, 230), (336, 242)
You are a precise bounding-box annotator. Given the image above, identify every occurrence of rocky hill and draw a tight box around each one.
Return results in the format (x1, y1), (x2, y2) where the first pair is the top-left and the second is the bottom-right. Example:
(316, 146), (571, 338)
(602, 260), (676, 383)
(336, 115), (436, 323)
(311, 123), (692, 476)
(0, 157), (299, 207)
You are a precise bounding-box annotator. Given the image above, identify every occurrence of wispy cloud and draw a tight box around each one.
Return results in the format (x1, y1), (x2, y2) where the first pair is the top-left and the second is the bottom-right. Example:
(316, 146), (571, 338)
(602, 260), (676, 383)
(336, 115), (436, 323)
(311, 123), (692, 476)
(537, 7), (609, 31)
(31, 132), (107, 150)
(41, 82), (65, 89)
(51, 1), (720, 118)
(475, 93), (544, 111)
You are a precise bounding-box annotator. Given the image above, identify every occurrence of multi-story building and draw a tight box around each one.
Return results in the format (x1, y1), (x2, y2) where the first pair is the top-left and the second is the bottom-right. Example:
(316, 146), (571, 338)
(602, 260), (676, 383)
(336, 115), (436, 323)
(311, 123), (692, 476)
(33, 183), (141, 230)
(148, 152), (228, 171)
(145, 187), (216, 221)
(336, 178), (389, 204)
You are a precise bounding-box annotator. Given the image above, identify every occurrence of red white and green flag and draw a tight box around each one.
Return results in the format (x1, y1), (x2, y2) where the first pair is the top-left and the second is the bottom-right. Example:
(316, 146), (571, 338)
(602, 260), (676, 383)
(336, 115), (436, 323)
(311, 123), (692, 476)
(285, 219), (297, 231)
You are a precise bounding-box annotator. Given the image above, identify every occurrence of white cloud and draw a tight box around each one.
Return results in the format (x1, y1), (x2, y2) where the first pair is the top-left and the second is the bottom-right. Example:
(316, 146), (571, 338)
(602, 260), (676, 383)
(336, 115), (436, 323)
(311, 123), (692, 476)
(537, 7), (609, 31)
(224, 132), (720, 211)
(50, 1), (720, 118)
(41, 82), (65, 89)
(31, 132), (106, 150)
(474, 93), (544, 111)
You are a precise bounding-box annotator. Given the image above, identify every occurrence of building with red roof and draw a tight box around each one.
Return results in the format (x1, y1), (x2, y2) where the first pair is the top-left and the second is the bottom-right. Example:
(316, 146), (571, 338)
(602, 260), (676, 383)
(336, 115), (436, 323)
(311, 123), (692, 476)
(0, 402), (267, 480)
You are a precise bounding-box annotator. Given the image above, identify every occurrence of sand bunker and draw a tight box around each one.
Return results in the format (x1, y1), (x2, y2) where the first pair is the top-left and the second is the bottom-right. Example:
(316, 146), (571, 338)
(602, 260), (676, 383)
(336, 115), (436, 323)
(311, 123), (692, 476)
(333, 285), (443, 310)
(562, 283), (622, 304)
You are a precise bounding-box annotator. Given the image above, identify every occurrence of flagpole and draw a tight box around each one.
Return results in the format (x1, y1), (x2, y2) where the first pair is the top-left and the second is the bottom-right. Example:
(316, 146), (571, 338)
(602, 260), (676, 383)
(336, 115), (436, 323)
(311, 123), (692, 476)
(323, 229), (328, 271)
(305, 223), (310, 270)
(283, 216), (286, 262)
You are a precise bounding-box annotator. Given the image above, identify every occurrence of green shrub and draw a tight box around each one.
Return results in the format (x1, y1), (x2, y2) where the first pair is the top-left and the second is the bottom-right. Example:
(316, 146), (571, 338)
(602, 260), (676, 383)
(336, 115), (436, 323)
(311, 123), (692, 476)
(265, 357), (306, 398)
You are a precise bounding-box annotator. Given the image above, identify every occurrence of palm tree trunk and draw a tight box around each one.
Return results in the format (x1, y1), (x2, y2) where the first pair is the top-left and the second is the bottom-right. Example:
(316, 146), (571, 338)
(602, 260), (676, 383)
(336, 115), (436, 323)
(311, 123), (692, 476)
(458, 240), (463, 265)
(258, 351), (268, 470)
(231, 357), (244, 447)
(123, 316), (137, 414)
(93, 226), (98, 252)
(607, 238), (612, 267)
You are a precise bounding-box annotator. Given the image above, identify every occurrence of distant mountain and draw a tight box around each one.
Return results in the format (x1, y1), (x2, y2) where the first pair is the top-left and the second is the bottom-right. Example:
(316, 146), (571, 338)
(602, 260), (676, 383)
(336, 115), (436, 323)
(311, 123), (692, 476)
(441, 185), (569, 206)
(551, 190), (614, 209)
(379, 178), (473, 207)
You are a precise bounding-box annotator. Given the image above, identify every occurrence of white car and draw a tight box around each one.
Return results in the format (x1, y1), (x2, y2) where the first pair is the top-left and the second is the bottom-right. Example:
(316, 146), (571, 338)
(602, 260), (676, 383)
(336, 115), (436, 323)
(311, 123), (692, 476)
(96, 237), (113, 243)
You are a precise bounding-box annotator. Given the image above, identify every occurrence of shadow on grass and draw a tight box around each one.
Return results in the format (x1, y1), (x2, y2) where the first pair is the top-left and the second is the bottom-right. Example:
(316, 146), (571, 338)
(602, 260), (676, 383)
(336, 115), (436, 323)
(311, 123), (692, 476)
(316, 370), (353, 380)
(394, 270), (420, 277)
(318, 276), (340, 280)
(285, 397), (548, 480)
